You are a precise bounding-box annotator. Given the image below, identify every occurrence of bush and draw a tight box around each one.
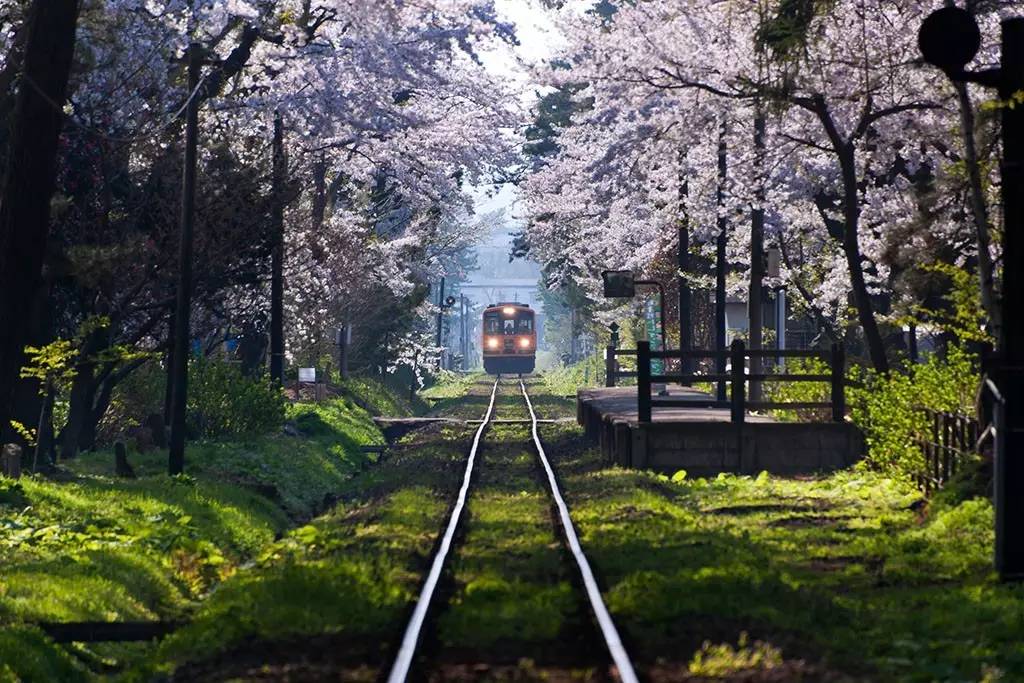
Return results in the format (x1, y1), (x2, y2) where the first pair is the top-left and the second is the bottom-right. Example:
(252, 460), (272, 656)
(761, 355), (832, 422)
(187, 358), (286, 438)
(762, 344), (980, 485)
(101, 360), (166, 441)
(849, 345), (978, 482)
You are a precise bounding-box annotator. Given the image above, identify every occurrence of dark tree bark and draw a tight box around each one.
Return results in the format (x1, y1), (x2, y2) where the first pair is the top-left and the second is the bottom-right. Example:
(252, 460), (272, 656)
(810, 96), (890, 373)
(837, 145), (889, 373)
(10, 281), (51, 446)
(0, 0), (81, 443)
(59, 324), (107, 460)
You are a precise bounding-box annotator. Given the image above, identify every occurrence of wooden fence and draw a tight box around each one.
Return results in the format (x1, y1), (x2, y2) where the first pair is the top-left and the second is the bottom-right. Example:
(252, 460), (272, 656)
(914, 408), (980, 494)
(608, 339), (846, 425)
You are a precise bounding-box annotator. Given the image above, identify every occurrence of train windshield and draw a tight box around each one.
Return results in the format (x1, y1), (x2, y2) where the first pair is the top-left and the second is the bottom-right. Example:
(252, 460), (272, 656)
(484, 315), (500, 334)
(503, 319), (515, 334)
(516, 318), (533, 333)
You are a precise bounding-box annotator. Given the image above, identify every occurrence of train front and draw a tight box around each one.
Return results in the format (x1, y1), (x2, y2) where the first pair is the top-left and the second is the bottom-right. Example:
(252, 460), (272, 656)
(482, 303), (536, 375)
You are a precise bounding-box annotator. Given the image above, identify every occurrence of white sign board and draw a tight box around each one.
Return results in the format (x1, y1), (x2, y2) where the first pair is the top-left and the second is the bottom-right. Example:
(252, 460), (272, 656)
(298, 367), (316, 383)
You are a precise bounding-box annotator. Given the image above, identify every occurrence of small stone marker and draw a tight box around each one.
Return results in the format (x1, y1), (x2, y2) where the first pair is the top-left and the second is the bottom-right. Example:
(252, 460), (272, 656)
(298, 367), (316, 383)
(2, 444), (22, 479)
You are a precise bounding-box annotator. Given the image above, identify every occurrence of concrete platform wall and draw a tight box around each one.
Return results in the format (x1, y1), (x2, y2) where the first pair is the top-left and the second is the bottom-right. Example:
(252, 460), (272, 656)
(578, 391), (864, 476)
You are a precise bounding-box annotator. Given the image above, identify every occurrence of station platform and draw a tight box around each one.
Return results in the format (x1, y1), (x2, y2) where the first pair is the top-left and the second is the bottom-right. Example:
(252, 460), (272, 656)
(576, 386), (864, 476)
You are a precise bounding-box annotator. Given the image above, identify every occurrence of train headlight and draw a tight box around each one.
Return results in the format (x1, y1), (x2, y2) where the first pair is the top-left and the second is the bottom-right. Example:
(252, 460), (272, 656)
(519, 337), (532, 349)
(486, 337), (499, 349)
(502, 306), (516, 316)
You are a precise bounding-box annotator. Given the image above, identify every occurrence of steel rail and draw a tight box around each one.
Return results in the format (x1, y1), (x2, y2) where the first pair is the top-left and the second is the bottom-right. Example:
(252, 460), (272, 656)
(386, 379), (499, 683)
(519, 379), (640, 683)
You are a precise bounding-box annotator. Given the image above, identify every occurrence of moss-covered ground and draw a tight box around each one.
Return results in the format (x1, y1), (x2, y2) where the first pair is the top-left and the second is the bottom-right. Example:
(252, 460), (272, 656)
(0, 384), (386, 681)
(541, 423), (1024, 682)
(426, 383), (603, 679)
(3, 373), (1021, 682)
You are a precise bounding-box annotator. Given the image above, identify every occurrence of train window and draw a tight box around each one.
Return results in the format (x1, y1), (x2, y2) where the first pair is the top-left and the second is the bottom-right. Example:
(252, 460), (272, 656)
(517, 318), (533, 332)
(485, 316), (500, 333)
(503, 319), (515, 334)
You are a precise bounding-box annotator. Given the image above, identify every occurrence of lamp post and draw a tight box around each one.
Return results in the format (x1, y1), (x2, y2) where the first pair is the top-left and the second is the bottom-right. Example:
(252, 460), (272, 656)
(919, 7), (1024, 581)
(601, 270), (668, 355)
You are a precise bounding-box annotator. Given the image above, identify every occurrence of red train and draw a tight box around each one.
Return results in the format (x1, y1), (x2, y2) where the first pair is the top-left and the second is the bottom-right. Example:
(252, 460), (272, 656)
(482, 302), (536, 375)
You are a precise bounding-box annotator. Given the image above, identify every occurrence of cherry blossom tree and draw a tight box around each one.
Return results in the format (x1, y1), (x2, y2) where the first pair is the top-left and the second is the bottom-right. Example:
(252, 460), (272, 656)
(522, 0), (1003, 372)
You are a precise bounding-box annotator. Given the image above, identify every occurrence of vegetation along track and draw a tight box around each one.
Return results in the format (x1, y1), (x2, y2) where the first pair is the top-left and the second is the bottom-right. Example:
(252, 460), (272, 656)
(387, 377), (639, 683)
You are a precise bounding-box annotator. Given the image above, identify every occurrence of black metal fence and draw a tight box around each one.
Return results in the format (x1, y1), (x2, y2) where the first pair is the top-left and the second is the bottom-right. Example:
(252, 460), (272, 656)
(608, 339), (846, 425)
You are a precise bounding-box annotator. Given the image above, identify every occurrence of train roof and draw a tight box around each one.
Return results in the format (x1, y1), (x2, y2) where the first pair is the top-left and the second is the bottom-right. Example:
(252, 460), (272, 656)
(485, 302), (531, 310)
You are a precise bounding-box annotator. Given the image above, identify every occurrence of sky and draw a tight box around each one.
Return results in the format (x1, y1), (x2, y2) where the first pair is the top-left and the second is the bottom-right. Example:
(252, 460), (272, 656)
(471, 1), (566, 228)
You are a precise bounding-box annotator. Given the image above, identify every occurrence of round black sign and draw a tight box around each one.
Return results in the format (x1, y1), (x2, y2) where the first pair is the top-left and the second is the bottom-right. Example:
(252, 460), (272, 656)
(918, 7), (981, 72)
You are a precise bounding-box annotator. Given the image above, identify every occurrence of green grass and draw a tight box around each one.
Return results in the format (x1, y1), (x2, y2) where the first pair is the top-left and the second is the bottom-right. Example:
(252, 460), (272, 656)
(544, 424), (1024, 680)
(420, 371), (483, 401)
(0, 396), (383, 681)
(437, 422), (577, 652)
(7, 375), (1020, 681)
(541, 354), (607, 396)
(337, 374), (426, 417)
(147, 429), (475, 679)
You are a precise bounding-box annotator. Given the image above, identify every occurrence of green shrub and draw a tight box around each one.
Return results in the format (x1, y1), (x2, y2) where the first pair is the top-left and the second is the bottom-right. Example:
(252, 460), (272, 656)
(763, 344), (980, 485)
(101, 360), (166, 441)
(187, 358), (285, 438)
(761, 355), (832, 421)
(849, 345), (978, 482)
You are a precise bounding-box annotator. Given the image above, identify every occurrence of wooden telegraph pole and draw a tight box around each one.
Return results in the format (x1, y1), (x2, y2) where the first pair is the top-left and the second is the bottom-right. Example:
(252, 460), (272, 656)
(435, 277), (445, 369)
(715, 121), (729, 402)
(269, 112), (286, 386)
(678, 150), (693, 380)
(168, 43), (202, 475)
(748, 113), (767, 402)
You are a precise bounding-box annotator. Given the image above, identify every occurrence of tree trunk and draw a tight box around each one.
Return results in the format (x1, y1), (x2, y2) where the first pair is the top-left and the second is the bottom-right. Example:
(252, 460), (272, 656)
(0, 0), (81, 442)
(60, 368), (95, 461)
(59, 325), (107, 460)
(954, 82), (1000, 340)
(839, 146), (889, 373)
(33, 384), (54, 473)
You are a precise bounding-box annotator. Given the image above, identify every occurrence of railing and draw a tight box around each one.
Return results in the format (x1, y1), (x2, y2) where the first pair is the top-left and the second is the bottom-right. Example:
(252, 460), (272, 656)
(619, 339), (845, 425)
(605, 346), (638, 386)
(914, 408), (979, 494)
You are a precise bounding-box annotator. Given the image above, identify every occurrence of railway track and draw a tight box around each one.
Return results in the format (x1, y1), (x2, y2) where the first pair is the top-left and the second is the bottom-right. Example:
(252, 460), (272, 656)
(387, 377), (639, 683)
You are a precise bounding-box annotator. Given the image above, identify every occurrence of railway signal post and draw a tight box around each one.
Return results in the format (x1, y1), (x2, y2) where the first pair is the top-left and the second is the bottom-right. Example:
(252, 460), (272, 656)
(919, 8), (1024, 580)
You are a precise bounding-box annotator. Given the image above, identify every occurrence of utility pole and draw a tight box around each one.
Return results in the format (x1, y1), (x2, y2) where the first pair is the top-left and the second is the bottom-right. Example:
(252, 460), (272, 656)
(678, 150), (693, 381)
(460, 294), (468, 371)
(269, 112), (285, 387)
(715, 121), (729, 402)
(341, 306), (350, 380)
(168, 43), (202, 476)
(749, 112), (766, 402)
(435, 277), (445, 369)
